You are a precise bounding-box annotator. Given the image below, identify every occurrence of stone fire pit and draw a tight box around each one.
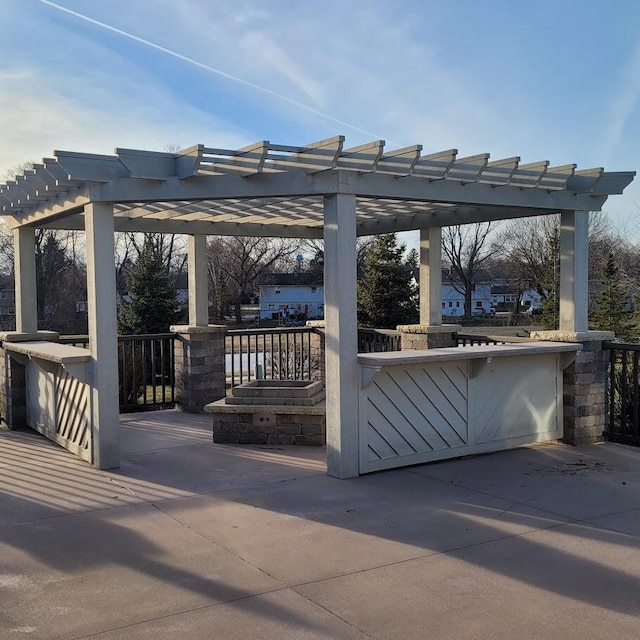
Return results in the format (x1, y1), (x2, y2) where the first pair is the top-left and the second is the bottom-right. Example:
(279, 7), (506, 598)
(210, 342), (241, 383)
(204, 379), (326, 446)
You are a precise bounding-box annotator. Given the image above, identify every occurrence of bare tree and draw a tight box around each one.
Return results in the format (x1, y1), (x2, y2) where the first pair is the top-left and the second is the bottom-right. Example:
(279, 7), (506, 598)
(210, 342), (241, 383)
(207, 237), (234, 323)
(300, 236), (373, 281)
(208, 236), (299, 324)
(499, 212), (634, 288)
(441, 222), (500, 319)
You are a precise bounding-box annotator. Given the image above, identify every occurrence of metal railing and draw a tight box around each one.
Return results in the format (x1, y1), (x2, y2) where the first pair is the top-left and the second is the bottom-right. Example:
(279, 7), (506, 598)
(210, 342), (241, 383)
(226, 327), (315, 389)
(455, 333), (534, 347)
(60, 333), (176, 413)
(357, 328), (402, 353)
(604, 342), (640, 447)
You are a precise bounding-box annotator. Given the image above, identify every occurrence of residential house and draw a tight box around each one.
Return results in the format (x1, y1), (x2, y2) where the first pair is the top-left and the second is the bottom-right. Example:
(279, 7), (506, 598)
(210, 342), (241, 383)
(259, 284), (324, 322)
(491, 284), (543, 313)
(442, 282), (493, 317)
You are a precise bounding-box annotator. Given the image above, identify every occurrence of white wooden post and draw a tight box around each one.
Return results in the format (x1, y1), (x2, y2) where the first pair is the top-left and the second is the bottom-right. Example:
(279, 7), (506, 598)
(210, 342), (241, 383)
(420, 227), (442, 326)
(323, 193), (359, 479)
(559, 210), (588, 333)
(188, 234), (209, 326)
(14, 227), (38, 334)
(85, 202), (120, 469)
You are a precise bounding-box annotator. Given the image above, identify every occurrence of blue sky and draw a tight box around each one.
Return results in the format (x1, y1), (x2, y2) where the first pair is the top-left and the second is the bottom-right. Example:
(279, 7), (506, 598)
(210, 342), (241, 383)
(1, 0), (639, 231)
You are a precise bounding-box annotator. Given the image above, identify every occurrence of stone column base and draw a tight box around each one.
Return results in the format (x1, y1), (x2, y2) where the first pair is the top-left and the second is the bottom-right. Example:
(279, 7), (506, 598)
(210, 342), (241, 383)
(531, 330), (614, 445)
(170, 325), (227, 413)
(397, 324), (462, 350)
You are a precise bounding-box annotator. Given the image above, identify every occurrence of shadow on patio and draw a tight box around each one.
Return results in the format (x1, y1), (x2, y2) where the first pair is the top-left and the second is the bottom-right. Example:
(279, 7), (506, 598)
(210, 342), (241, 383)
(1, 410), (639, 639)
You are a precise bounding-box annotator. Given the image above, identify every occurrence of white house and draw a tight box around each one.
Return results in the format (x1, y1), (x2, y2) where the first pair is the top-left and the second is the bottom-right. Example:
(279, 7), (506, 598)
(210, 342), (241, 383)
(259, 284), (324, 322)
(442, 282), (493, 317)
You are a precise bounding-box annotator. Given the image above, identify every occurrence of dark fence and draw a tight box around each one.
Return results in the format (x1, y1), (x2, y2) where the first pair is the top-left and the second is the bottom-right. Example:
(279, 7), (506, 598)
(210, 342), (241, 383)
(604, 342), (640, 447)
(357, 328), (402, 353)
(60, 333), (176, 413)
(226, 327), (315, 389)
(455, 333), (534, 347)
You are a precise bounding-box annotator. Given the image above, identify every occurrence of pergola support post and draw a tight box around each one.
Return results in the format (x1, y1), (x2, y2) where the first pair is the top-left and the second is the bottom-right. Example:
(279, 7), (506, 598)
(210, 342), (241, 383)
(533, 211), (610, 444)
(85, 202), (120, 469)
(188, 234), (209, 326)
(420, 227), (442, 326)
(173, 235), (227, 413)
(398, 227), (460, 349)
(14, 227), (38, 334)
(324, 193), (359, 479)
(559, 210), (588, 333)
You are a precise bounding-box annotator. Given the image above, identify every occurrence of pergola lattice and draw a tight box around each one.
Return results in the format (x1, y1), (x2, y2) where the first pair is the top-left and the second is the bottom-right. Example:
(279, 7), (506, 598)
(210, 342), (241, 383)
(1, 136), (633, 236)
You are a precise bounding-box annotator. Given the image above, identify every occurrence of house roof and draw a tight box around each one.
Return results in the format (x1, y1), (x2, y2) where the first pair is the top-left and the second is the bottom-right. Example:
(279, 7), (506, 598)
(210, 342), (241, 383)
(267, 273), (323, 286)
(0, 136), (634, 238)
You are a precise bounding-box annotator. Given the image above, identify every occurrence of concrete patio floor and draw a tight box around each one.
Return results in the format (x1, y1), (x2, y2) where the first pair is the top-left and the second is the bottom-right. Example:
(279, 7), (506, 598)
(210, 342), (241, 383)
(1, 410), (639, 639)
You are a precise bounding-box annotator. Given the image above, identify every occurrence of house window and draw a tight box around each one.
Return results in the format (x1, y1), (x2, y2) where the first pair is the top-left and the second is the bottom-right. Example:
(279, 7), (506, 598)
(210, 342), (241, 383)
(311, 286), (317, 293)
(456, 301), (460, 308)
(441, 302), (445, 308)
(475, 301), (483, 308)
(268, 304), (275, 310)
(274, 287), (281, 294)
(448, 301), (453, 308)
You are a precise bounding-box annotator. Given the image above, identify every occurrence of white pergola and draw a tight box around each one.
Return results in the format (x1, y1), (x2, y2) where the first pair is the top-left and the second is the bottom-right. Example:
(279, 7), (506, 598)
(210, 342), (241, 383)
(0, 136), (635, 476)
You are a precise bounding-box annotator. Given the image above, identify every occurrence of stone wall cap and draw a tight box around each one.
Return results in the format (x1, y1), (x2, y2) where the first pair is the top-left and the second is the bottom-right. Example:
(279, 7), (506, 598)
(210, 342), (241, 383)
(0, 331), (60, 343)
(397, 324), (462, 334)
(305, 321), (325, 328)
(205, 399), (326, 415)
(531, 330), (615, 342)
(170, 325), (227, 334)
(359, 341), (581, 367)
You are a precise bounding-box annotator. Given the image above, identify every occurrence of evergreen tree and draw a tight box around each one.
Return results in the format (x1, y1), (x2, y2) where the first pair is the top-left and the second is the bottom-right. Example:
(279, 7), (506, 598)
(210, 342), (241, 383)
(539, 227), (560, 329)
(119, 235), (181, 334)
(590, 252), (636, 340)
(357, 234), (418, 329)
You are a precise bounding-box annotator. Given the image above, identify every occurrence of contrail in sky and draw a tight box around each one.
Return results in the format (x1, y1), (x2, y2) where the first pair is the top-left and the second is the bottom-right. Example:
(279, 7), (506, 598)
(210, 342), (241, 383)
(39, 0), (384, 140)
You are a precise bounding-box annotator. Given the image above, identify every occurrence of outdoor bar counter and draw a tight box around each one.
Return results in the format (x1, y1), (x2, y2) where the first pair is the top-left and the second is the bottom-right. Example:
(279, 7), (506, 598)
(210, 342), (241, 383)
(356, 341), (582, 473)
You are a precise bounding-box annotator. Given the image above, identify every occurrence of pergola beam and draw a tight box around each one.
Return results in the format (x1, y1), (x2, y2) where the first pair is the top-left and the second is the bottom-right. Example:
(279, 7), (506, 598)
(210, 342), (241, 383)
(41, 211), (325, 238)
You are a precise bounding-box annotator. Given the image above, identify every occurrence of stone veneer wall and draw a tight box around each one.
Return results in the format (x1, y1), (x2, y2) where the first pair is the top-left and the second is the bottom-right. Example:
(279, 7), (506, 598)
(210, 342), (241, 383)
(210, 406), (325, 445)
(397, 324), (462, 350)
(531, 330), (613, 445)
(0, 347), (26, 429)
(171, 325), (227, 413)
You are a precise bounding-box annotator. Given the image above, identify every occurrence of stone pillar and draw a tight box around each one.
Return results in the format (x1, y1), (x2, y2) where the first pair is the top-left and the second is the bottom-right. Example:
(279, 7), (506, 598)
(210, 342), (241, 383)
(531, 330), (613, 445)
(306, 320), (325, 382)
(397, 324), (462, 349)
(0, 331), (58, 430)
(171, 325), (227, 412)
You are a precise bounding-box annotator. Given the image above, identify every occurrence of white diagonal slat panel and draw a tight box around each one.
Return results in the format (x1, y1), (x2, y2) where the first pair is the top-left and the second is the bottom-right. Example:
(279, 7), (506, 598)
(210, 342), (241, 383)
(361, 363), (469, 472)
